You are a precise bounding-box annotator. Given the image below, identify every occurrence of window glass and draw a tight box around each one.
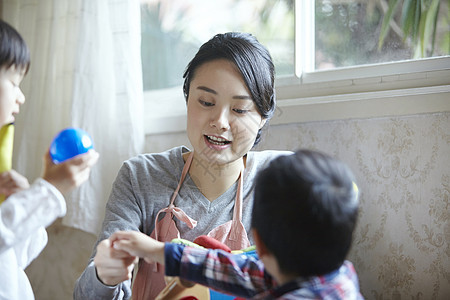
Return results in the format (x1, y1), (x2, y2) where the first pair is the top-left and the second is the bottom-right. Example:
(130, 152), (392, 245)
(140, 0), (295, 91)
(140, 0), (449, 91)
(315, 0), (449, 70)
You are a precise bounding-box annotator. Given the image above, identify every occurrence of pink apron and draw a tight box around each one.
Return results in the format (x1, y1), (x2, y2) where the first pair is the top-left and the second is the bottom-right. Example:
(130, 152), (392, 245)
(132, 152), (250, 299)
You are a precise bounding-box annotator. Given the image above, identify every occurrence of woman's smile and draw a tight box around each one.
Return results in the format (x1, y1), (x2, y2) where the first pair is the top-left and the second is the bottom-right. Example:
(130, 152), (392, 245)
(204, 135), (232, 149)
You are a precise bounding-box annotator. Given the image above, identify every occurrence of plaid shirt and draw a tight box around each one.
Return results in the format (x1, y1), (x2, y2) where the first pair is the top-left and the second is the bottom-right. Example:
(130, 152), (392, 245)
(164, 244), (364, 299)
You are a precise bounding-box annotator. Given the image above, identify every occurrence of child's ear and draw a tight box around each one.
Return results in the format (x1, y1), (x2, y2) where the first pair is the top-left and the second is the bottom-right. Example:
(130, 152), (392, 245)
(252, 228), (269, 257)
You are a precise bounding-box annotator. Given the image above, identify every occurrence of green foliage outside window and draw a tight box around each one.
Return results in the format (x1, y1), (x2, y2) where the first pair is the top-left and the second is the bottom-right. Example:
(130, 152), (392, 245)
(379, 0), (449, 58)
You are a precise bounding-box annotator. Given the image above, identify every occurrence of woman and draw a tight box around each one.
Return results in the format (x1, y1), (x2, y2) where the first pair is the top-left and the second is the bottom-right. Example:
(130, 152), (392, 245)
(74, 32), (290, 300)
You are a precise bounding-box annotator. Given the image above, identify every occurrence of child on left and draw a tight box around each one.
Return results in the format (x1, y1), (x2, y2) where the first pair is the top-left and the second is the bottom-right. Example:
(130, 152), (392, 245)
(0, 20), (99, 300)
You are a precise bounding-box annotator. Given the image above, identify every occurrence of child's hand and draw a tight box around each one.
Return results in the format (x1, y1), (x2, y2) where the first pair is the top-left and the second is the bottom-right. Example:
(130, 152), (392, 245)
(110, 231), (165, 265)
(41, 149), (99, 194)
(0, 169), (30, 197)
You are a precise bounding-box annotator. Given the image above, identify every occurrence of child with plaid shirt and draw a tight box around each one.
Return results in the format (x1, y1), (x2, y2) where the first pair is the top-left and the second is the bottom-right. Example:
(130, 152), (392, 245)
(111, 149), (364, 299)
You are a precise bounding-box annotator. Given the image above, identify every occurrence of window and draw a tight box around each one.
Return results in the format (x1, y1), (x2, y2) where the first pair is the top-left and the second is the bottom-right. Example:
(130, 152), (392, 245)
(312, 0), (449, 72)
(140, 0), (295, 91)
(140, 0), (450, 134)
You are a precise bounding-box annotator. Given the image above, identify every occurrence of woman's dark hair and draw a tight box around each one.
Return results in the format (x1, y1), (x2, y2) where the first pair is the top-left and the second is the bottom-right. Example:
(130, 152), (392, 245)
(183, 32), (275, 146)
(0, 20), (30, 73)
(252, 149), (359, 277)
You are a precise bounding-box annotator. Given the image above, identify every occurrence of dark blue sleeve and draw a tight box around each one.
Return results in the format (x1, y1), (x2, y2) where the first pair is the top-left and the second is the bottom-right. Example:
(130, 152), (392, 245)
(164, 243), (185, 276)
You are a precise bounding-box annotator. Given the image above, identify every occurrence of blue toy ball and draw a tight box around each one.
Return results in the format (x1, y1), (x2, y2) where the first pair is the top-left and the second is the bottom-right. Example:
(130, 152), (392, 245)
(50, 127), (94, 164)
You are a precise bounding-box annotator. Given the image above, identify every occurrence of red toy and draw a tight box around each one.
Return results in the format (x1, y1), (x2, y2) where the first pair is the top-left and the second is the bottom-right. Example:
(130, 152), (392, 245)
(193, 235), (231, 253)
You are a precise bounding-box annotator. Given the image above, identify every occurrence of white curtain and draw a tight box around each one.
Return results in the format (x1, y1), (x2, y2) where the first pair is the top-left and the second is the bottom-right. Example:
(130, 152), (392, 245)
(3, 0), (144, 235)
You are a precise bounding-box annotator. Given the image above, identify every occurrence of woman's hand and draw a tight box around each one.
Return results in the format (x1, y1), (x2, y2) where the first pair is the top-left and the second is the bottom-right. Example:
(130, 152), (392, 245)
(94, 238), (138, 286)
(110, 231), (165, 265)
(42, 149), (99, 194)
(0, 169), (30, 197)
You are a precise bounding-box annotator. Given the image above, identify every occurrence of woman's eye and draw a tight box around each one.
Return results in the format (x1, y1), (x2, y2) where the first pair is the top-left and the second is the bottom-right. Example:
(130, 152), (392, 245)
(199, 99), (214, 107)
(233, 108), (249, 114)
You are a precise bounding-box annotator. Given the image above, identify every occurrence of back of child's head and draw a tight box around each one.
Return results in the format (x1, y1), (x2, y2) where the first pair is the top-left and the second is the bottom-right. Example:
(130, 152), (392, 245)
(0, 19), (30, 72)
(252, 149), (359, 277)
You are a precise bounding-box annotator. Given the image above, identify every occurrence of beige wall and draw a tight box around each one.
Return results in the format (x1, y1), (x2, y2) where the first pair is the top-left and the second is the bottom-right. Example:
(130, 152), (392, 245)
(26, 111), (450, 299)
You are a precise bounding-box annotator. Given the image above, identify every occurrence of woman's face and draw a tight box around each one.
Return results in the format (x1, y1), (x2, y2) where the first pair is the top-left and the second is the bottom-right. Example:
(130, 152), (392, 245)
(0, 65), (25, 127)
(186, 59), (266, 165)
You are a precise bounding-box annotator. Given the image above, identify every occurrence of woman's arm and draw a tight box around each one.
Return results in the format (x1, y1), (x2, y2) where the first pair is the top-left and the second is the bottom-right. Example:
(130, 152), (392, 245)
(74, 161), (145, 300)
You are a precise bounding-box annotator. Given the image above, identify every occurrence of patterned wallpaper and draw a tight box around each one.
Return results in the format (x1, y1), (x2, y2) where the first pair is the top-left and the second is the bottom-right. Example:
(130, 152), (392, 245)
(255, 112), (450, 299)
(26, 111), (450, 299)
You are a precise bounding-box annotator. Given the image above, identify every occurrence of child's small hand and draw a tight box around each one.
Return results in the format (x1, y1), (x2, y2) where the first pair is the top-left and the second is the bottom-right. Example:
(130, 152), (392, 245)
(110, 231), (165, 265)
(0, 169), (30, 197)
(42, 149), (99, 194)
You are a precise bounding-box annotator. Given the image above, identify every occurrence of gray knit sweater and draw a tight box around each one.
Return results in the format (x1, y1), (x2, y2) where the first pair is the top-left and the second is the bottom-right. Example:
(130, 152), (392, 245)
(74, 146), (290, 300)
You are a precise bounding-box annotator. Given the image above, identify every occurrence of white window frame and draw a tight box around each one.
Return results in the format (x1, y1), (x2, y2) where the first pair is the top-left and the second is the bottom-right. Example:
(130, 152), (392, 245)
(144, 0), (450, 135)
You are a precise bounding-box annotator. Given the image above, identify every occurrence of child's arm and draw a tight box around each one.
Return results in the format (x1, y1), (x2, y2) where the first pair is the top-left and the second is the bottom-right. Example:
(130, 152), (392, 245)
(165, 243), (271, 298)
(112, 231), (273, 298)
(0, 149), (99, 255)
(0, 149), (98, 197)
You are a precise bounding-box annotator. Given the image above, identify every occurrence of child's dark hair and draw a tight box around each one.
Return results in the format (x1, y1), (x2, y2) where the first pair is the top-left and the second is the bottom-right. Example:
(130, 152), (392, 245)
(0, 19), (30, 73)
(183, 32), (275, 146)
(252, 149), (359, 277)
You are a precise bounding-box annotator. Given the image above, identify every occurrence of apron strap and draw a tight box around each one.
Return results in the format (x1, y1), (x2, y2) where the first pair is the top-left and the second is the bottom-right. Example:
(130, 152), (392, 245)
(233, 168), (244, 221)
(154, 151), (197, 241)
(169, 151), (194, 206)
(230, 168), (244, 240)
